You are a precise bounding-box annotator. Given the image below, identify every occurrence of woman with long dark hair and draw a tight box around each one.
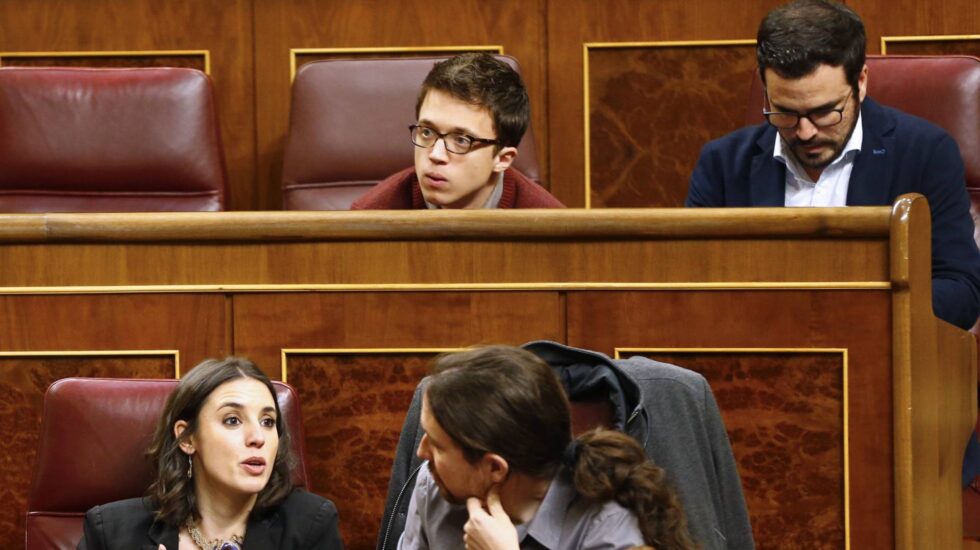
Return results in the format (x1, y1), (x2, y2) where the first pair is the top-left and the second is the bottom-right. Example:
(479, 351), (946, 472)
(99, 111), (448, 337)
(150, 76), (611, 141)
(78, 357), (343, 550)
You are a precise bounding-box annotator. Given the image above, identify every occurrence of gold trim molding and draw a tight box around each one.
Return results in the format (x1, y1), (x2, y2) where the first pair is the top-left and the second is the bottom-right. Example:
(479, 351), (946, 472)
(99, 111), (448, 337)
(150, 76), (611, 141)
(881, 34), (980, 54)
(289, 45), (504, 82)
(0, 349), (181, 377)
(0, 50), (211, 74)
(615, 347), (850, 549)
(280, 347), (461, 383)
(582, 40), (756, 208)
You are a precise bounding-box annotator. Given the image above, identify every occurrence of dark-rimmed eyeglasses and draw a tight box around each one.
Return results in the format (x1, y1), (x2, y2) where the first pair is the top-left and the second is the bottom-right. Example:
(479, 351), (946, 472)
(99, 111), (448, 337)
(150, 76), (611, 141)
(409, 124), (499, 155)
(763, 89), (853, 129)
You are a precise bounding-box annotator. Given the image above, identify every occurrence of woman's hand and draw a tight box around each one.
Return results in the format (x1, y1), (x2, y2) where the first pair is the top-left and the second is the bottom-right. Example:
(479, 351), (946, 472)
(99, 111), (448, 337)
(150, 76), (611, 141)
(463, 485), (519, 550)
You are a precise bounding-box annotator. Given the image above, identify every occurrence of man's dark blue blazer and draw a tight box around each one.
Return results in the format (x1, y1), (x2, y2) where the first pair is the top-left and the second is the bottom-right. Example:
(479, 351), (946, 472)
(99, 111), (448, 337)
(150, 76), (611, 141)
(687, 97), (980, 330)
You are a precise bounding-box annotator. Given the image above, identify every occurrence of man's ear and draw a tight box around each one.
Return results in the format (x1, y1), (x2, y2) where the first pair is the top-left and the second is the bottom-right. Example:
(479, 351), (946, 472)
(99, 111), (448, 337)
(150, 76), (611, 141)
(857, 63), (869, 103)
(483, 452), (510, 484)
(492, 147), (518, 173)
(174, 420), (194, 454)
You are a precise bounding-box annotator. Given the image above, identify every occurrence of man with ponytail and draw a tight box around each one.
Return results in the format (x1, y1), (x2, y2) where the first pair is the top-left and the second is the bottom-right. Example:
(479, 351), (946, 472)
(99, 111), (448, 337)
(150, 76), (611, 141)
(398, 345), (696, 549)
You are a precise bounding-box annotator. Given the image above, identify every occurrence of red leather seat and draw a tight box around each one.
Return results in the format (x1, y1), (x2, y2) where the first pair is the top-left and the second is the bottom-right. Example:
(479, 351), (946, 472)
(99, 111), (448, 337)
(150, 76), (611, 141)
(281, 55), (541, 210)
(0, 67), (227, 212)
(25, 377), (309, 550)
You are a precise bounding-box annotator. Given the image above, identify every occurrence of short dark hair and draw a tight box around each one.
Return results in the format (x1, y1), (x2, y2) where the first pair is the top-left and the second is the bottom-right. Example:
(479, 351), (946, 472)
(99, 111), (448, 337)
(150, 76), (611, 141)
(757, 0), (866, 90)
(146, 357), (294, 527)
(416, 53), (530, 148)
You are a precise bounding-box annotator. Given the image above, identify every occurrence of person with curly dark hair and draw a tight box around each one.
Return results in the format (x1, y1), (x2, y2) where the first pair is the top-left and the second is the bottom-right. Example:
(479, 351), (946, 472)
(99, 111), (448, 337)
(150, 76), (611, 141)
(400, 346), (696, 550)
(78, 357), (344, 550)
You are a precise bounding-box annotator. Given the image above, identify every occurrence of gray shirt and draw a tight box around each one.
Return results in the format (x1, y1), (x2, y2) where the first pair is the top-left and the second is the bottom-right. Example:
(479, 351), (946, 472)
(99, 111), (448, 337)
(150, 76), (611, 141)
(398, 463), (644, 550)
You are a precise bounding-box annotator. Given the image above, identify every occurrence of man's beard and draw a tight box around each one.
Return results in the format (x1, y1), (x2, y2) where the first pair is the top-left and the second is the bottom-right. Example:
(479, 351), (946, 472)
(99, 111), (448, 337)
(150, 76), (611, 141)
(786, 107), (859, 172)
(429, 462), (465, 504)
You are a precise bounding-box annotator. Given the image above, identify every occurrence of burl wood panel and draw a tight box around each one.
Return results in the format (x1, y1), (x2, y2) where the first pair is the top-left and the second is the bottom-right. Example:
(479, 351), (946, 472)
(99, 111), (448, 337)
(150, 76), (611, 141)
(0, 355), (175, 550)
(0, 54), (206, 71)
(588, 44), (757, 207)
(254, 0), (547, 210)
(636, 351), (845, 549)
(0, 0), (256, 210)
(567, 289), (893, 549)
(547, 0), (782, 206)
(287, 352), (434, 550)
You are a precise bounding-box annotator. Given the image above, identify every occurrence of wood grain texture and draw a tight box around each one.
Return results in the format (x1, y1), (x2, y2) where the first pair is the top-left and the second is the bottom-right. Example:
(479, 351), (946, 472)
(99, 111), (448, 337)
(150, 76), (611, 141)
(231, 292), (562, 373)
(0, 54), (206, 70)
(232, 292), (561, 549)
(889, 195), (977, 549)
(0, 210), (892, 290)
(0, 199), (964, 547)
(588, 44), (758, 207)
(0, 238), (890, 288)
(253, 0), (547, 210)
(640, 351), (845, 550)
(0, 355), (176, 550)
(849, 0), (980, 54)
(286, 353), (433, 550)
(547, 0), (783, 206)
(0, 0), (256, 209)
(568, 289), (894, 549)
(0, 295), (228, 361)
(0, 294), (225, 549)
(884, 38), (980, 57)
(0, 208), (893, 241)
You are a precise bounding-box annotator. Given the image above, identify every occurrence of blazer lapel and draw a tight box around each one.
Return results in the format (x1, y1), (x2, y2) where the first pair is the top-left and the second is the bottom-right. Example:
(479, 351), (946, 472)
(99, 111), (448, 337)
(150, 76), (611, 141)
(243, 513), (281, 550)
(846, 98), (896, 206)
(749, 127), (787, 206)
(146, 518), (179, 550)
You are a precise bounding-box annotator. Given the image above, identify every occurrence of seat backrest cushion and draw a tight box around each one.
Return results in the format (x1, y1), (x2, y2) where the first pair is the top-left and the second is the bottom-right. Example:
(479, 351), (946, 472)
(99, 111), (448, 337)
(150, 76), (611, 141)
(0, 67), (227, 212)
(281, 55), (540, 210)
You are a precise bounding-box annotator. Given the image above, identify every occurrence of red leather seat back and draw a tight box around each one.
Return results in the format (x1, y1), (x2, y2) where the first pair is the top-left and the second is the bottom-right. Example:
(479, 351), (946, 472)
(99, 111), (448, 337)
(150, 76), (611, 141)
(0, 67), (227, 212)
(26, 378), (308, 550)
(281, 55), (541, 210)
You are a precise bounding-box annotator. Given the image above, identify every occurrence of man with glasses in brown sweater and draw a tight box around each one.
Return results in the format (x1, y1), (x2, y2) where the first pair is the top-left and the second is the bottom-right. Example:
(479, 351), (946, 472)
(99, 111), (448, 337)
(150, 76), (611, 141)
(351, 53), (563, 210)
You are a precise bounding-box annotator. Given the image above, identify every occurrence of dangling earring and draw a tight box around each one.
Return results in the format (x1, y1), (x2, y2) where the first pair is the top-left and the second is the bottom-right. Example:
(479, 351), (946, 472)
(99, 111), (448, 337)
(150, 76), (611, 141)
(187, 455), (193, 479)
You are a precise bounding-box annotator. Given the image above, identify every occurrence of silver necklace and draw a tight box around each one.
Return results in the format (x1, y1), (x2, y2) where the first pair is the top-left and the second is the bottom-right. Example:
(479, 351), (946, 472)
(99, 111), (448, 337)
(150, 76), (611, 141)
(185, 518), (245, 550)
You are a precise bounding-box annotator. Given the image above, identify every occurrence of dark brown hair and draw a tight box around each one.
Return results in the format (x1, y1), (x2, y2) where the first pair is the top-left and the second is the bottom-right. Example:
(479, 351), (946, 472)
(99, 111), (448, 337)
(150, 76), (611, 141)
(416, 53), (530, 148)
(145, 357), (294, 526)
(757, 0), (866, 91)
(425, 346), (697, 549)
(573, 429), (697, 549)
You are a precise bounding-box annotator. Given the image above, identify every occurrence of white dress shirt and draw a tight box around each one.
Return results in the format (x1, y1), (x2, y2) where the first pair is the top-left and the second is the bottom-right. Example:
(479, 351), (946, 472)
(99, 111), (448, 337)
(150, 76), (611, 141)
(776, 112), (863, 207)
